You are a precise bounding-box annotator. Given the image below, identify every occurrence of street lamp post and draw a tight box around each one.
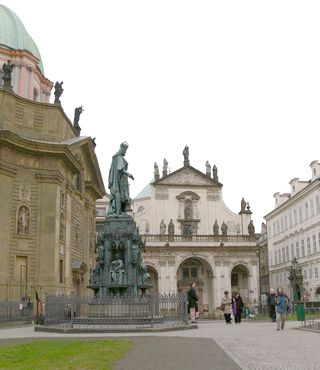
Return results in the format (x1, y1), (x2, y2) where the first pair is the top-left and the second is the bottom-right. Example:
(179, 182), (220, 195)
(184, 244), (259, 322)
(256, 250), (262, 313)
(288, 257), (301, 303)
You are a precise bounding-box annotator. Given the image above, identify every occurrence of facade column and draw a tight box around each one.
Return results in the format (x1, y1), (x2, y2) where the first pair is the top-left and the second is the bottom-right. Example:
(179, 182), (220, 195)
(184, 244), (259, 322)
(18, 64), (27, 98)
(0, 167), (16, 299)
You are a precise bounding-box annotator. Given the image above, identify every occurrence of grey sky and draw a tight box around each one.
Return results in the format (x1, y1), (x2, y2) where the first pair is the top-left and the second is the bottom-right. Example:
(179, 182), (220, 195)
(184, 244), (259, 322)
(4, 0), (320, 227)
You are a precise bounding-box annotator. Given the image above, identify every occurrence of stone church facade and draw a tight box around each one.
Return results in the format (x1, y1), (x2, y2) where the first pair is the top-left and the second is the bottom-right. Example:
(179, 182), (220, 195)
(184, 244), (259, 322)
(0, 5), (105, 302)
(132, 151), (259, 316)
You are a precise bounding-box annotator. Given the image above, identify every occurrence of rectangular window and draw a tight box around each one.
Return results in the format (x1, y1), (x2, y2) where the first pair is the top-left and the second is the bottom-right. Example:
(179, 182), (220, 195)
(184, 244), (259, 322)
(277, 220), (280, 234)
(307, 237), (311, 255)
(299, 206), (303, 223)
(182, 268), (189, 278)
(303, 270), (307, 280)
(293, 210), (297, 225)
(289, 213), (292, 228)
(317, 196), (320, 214)
(291, 243), (294, 259)
(301, 240), (305, 257)
(313, 235), (317, 253)
(231, 273), (238, 286)
(191, 267), (197, 278)
(282, 247), (285, 263)
(284, 216), (288, 230)
(310, 200), (314, 217)
(309, 268), (313, 280)
(296, 242), (300, 258)
(59, 259), (64, 284)
(278, 249), (281, 264)
(273, 223), (276, 235)
(315, 267), (319, 279)
(274, 251), (278, 265)
(286, 246), (289, 261)
(280, 218), (284, 233)
(305, 203), (309, 219)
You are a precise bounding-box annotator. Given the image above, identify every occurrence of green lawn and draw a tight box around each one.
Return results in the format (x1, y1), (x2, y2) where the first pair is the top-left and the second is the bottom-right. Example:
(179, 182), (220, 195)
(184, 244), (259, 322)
(0, 339), (133, 370)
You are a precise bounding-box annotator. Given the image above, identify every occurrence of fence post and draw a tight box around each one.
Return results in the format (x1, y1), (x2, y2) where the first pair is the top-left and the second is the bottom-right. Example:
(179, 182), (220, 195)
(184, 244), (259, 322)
(70, 295), (74, 328)
(150, 296), (154, 328)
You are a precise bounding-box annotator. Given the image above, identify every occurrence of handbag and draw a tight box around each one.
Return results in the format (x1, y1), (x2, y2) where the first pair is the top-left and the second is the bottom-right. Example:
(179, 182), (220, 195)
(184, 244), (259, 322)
(217, 304), (225, 311)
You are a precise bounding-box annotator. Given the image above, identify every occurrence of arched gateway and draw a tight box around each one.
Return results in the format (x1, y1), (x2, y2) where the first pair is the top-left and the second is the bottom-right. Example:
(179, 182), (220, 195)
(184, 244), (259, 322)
(176, 257), (213, 316)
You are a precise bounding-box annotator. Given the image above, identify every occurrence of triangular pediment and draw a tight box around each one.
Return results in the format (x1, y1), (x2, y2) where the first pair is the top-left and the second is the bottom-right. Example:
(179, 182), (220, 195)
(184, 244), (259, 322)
(154, 165), (222, 187)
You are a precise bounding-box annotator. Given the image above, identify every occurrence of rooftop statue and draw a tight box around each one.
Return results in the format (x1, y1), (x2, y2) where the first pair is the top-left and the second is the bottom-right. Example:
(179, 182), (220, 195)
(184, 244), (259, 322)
(74, 106), (84, 126)
(107, 142), (134, 216)
(154, 162), (159, 181)
(54, 81), (63, 105)
(183, 145), (189, 166)
(2, 60), (13, 89)
(212, 164), (218, 181)
(206, 161), (211, 176)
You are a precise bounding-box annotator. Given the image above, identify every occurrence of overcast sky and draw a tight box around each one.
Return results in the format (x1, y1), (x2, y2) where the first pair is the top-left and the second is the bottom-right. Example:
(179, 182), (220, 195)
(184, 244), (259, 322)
(5, 1), (320, 228)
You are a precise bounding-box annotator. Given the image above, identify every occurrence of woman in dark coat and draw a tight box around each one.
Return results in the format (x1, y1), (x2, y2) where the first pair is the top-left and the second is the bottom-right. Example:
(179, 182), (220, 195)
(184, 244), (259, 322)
(232, 291), (244, 324)
(267, 288), (276, 322)
(187, 282), (198, 323)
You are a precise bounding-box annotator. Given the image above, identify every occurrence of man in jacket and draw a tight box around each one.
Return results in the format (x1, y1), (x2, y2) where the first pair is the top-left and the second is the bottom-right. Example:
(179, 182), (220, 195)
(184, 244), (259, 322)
(275, 287), (289, 330)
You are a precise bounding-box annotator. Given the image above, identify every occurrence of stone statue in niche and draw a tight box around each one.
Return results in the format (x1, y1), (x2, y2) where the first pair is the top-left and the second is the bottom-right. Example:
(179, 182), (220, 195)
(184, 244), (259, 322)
(213, 220), (219, 236)
(248, 220), (255, 235)
(184, 200), (193, 220)
(17, 206), (30, 235)
(160, 219), (166, 234)
(221, 221), (228, 236)
(109, 253), (125, 284)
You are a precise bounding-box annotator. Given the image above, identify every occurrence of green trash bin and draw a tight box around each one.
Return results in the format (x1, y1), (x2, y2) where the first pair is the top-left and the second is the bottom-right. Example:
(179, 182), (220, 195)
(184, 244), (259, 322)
(295, 303), (305, 321)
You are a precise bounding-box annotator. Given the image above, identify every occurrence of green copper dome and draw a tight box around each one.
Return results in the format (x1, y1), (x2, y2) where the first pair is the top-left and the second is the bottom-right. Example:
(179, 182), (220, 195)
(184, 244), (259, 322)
(0, 4), (44, 72)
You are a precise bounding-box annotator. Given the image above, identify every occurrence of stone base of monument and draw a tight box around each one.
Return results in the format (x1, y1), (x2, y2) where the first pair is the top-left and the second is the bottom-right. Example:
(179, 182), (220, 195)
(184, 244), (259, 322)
(39, 293), (192, 332)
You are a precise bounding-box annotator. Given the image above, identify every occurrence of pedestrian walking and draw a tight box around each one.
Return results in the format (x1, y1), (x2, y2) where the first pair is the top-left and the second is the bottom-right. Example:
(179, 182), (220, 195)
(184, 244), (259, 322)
(187, 282), (198, 323)
(221, 291), (232, 324)
(232, 291), (244, 323)
(275, 287), (289, 330)
(267, 288), (276, 322)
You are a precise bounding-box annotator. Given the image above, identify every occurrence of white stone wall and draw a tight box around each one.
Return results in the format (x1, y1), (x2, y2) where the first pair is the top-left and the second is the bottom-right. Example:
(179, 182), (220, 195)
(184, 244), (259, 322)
(266, 162), (320, 300)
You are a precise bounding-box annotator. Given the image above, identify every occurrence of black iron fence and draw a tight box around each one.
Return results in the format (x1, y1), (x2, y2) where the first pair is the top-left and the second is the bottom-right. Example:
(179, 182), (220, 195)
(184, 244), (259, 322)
(44, 293), (188, 329)
(0, 301), (33, 323)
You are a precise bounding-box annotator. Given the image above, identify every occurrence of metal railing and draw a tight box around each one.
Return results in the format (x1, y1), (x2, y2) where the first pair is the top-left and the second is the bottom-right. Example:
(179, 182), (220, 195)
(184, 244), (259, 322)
(44, 293), (188, 329)
(145, 234), (255, 243)
(0, 301), (33, 323)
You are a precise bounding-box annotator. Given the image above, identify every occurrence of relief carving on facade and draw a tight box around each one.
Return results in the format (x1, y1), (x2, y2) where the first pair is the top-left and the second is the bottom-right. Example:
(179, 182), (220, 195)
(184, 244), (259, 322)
(163, 169), (213, 186)
(207, 191), (220, 201)
(19, 184), (30, 200)
(17, 205), (30, 235)
(155, 192), (169, 200)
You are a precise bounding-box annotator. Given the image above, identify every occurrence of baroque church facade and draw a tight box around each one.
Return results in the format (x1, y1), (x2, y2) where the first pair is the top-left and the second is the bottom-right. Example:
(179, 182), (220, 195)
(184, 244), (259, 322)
(132, 149), (259, 317)
(0, 5), (105, 302)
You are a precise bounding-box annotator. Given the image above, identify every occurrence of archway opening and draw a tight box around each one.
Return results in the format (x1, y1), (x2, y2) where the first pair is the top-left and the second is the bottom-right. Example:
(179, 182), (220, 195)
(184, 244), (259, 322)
(176, 257), (213, 317)
(231, 264), (250, 302)
(147, 266), (159, 294)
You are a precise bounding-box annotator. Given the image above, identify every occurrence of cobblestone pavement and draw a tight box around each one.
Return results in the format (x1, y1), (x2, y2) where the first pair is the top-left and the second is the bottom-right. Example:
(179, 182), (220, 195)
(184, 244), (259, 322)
(0, 320), (319, 370)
